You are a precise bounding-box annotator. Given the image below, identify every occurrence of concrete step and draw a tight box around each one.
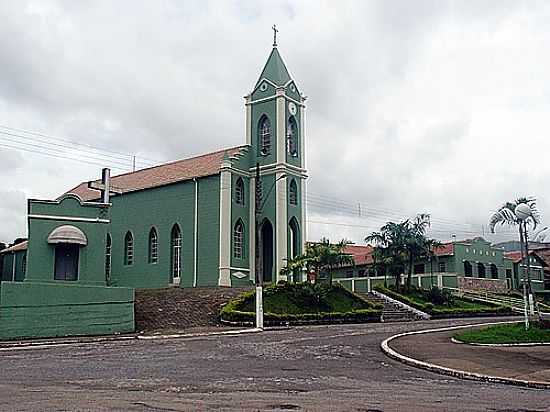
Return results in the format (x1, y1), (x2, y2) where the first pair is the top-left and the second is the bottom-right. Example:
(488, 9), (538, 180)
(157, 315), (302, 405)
(361, 292), (423, 323)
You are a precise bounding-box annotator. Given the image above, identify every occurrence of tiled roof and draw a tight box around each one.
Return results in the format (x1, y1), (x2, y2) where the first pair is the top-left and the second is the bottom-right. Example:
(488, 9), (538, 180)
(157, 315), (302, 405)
(504, 251), (523, 263)
(531, 248), (550, 267)
(1, 240), (28, 254)
(343, 245), (374, 266)
(66, 146), (246, 201)
(433, 243), (453, 256)
(504, 250), (545, 264)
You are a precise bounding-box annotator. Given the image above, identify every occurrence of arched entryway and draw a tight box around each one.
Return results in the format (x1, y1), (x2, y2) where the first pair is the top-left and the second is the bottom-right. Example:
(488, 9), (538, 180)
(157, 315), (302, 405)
(464, 261), (472, 277)
(260, 219), (274, 283)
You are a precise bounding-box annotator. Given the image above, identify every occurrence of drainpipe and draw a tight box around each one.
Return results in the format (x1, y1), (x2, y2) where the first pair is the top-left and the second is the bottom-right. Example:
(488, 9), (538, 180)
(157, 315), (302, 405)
(193, 178), (198, 288)
(11, 252), (16, 282)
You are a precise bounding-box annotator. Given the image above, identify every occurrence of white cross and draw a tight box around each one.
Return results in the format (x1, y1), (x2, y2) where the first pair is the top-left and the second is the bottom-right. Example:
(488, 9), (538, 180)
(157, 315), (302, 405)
(88, 168), (122, 203)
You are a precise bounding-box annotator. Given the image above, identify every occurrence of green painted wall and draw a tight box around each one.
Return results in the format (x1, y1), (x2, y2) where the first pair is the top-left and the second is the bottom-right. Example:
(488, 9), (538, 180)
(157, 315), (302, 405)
(0, 281), (133, 340)
(109, 180), (194, 288)
(195, 176), (221, 286)
(26, 196), (110, 286)
(230, 173), (250, 270)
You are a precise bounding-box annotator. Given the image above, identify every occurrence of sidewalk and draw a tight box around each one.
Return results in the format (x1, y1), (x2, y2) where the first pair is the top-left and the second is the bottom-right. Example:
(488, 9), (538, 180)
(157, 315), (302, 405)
(0, 325), (257, 349)
(386, 323), (550, 385)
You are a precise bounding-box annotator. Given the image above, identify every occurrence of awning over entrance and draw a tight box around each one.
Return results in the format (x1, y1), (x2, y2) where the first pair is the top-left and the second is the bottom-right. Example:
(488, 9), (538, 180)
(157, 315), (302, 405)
(47, 225), (88, 246)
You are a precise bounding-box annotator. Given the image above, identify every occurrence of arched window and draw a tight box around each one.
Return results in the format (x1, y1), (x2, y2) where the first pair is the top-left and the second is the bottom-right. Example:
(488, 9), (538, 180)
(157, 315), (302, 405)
(124, 231), (133, 266)
(289, 179), (298, 206)
(490, 263), (498, 279)
(258, 115), (271, 156)
(477, 263), (486, 278)
(233, 220), (244, 259)
(148, 228), (158, 264)
(235, 178), (245, 205)
(105, 234), (112, 283)
(464, 261), (472, 277)
(289, 218), (300, 259)
(171, 225), (182, 281)
(286, 116), (298, 157)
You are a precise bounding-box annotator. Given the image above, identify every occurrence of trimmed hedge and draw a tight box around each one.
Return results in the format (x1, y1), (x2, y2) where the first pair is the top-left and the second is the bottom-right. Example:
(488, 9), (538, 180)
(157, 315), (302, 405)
(220, 283), (382, 326)
(373, 285), (514, 318)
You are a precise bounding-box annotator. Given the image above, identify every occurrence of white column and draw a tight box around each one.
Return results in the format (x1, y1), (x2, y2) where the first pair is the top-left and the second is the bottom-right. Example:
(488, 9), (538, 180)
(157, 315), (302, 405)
(248, 176), (256, 282)
(301, 177), (307, 254)
(276, 88), (286, 164)
(299, 104), (306, 169)
(218, 167), (232, 287)
(275, 172), (288, 281)
(245, 95), (252, 145)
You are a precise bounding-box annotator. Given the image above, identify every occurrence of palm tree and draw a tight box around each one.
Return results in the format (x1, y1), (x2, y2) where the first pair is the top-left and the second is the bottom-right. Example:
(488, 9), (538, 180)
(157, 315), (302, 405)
(281, 238), (354, 285)
(489, 197), (541, 317)
(366, 221), (408, 292)
(404, 214), (432, 291)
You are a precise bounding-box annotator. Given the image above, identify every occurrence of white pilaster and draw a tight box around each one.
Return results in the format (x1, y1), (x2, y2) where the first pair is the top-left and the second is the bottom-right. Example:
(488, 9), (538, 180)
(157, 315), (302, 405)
(248, 176), (256, 282)
(275, 172), (288, 281)
(301, 177), (307, 254)
(299, 105), (306, 169)
(218, 166), (232, 287)
(276, 88), (286, 164)
(245, 95), (252, 145)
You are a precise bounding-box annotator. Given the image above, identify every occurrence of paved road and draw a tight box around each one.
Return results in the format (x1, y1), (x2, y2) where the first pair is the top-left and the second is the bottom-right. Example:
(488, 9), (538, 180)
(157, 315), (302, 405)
(390, 323), (550, 383)
(1, 317), (549, 412)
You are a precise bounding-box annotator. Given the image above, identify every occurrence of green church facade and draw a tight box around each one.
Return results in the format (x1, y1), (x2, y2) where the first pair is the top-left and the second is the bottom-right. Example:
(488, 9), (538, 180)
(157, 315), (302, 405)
(0, 42), (307, 340)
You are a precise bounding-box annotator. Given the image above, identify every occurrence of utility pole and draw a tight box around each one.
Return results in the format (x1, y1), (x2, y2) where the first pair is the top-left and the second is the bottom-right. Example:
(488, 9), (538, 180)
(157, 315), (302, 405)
(253, 162), (287, 331)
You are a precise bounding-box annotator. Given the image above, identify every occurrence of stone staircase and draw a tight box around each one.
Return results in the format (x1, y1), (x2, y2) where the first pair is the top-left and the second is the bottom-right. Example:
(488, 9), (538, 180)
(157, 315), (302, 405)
(364, 292), (424, 322)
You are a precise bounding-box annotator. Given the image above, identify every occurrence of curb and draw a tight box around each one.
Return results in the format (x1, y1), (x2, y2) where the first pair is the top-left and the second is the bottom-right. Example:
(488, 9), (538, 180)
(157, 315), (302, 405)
(381, 321), (550, 390)
(450, 336), (550, 347)
(0, 328), (262, 352)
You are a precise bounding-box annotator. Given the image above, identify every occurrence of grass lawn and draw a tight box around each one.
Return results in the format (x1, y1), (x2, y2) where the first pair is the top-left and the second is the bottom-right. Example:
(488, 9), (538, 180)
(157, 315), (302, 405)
(377, 285), (497, 312)
(239, 283), (375, 314)
(455, 323), (550, 344)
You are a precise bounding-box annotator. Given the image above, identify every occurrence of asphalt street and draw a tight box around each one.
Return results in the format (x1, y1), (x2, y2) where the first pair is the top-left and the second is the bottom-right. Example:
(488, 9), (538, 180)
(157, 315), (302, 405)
(0, 317), (548, 412)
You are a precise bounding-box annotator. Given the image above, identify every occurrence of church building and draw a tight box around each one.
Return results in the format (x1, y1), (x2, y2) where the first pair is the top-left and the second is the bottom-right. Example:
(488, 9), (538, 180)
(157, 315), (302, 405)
(0, 39), (307, 339)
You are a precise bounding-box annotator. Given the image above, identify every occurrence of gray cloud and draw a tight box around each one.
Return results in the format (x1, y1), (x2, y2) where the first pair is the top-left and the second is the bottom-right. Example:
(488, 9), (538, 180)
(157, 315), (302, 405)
(0, 0), (548, 246)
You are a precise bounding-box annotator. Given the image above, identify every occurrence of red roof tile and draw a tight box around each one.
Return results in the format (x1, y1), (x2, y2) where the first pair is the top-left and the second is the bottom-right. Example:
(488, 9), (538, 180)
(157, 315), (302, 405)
(504, 251), (523, 263)
(66, 146), (246, 201)
(1, 240), (28, 254)
(343, 245), (374, 266)
(433, 243), (453, 256)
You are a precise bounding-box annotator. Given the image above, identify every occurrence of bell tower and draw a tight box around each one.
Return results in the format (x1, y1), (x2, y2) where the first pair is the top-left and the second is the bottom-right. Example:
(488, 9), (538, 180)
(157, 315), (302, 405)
(245, 29), (307, 282)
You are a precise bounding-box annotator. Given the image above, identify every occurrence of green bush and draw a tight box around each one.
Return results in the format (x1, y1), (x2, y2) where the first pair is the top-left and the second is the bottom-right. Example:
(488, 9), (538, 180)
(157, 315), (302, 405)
(373, 284), (513, 318)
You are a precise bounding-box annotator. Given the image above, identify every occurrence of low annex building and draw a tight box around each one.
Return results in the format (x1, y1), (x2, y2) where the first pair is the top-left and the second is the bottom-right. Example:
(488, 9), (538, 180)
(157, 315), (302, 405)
(0, 40), (307, 340)
(332, 237), (549, 293)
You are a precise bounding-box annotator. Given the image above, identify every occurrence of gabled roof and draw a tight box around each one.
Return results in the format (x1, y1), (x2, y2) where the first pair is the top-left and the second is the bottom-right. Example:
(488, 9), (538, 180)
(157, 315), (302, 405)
(255, 47), (292, 88)
(343, 245), (374, 266)
(67, 146), (246, 201)
(504, 250), (545, 265)
(0, 241), (28, 254)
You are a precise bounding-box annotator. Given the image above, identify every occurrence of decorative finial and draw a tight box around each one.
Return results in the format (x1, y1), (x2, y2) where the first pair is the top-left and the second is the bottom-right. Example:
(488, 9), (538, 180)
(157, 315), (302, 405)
(272, 24), (278, 47)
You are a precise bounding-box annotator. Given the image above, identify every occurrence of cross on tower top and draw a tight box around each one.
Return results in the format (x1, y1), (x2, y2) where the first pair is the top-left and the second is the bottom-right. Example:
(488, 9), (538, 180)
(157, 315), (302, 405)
(272, 24), (278, 47)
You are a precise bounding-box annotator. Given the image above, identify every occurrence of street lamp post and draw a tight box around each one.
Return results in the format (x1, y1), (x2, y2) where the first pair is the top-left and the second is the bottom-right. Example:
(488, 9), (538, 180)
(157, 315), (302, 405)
(515, 203), (535, 328)
(254, 162), (287, 330)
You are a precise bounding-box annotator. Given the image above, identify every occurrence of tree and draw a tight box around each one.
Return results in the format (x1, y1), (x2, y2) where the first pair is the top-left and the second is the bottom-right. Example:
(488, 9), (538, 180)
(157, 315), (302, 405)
(366, 221), (408, 292)
(489, 197), (541, 318)
(280, 238), (354, 285)
(366, 215), (440, 292)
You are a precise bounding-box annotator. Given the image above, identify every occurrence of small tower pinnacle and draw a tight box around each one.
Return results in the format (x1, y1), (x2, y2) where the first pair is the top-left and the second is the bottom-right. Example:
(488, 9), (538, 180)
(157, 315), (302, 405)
(272, 24), (278, 47)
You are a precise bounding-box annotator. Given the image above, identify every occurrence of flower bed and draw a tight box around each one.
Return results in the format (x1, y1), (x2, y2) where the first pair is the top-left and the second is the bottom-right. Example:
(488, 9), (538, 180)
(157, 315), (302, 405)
(220, 282), (382, 326)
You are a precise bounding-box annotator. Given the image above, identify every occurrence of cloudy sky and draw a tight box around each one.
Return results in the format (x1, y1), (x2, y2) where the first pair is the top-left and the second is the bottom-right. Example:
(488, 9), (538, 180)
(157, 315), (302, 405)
(1, 0), (549, 246)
